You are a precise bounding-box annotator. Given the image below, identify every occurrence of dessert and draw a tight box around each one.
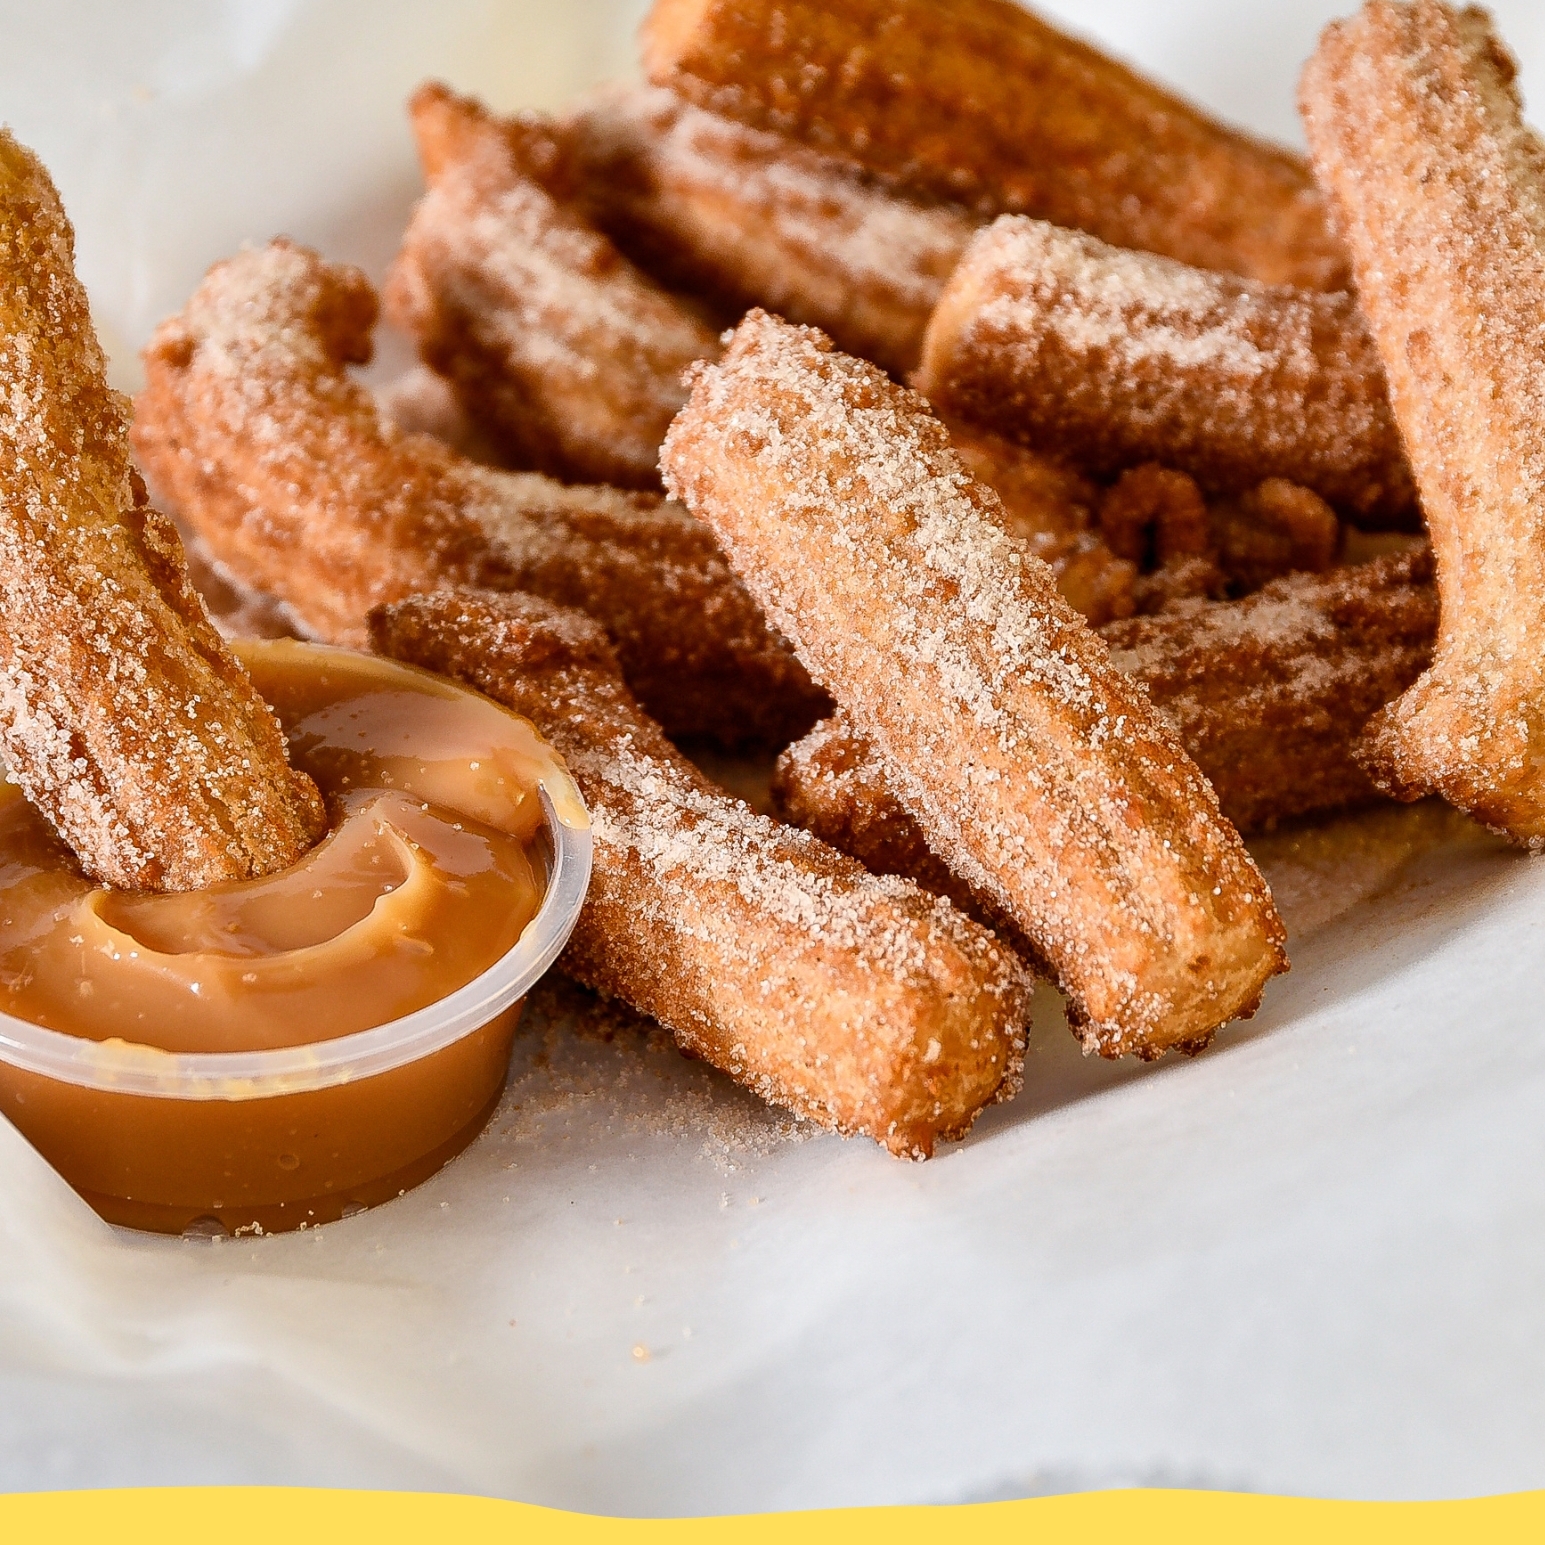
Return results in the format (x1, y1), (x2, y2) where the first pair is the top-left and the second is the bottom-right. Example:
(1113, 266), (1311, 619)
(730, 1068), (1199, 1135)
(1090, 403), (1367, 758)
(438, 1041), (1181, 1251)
(1095, 464), (1341, 607)
(915, 216), (1417, 527)
(562, 83), (980, 377)
(661, 310), (1288, 1058)
(641, 0), (1349, 288)
(0, 129), (324, 893)
(371, 586), (1032, 1157)
(131, 239), (827, 750)
(775, 551), (1439, 904)
(943, 418), (1137, 624)
(384, 83), (720, 490)
(1301, 0), (1545, 845)
(0, 641), (591, 1233)
(1208, 479), (1343, 596)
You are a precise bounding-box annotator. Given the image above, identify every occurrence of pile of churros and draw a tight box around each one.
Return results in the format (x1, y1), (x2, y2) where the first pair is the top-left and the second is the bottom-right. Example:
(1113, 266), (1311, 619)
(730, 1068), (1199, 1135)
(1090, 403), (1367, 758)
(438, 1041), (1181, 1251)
(8, 0), (1544, 1160)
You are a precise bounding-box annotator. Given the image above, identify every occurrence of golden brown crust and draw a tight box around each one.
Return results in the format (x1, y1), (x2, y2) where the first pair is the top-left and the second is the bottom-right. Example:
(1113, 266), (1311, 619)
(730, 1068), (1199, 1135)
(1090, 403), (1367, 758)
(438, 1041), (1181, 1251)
(642, 0), (1348, 288)
(776, 550), (1438, 898)
(561, 83), (980, 377)
(1095, 464), (1342, 605)
(942, 419), (1136, 624)
(370, 587), (1032, 1158)
(0, 130), (323, 892)
(383, 83), (721, 490)
(1209, 479), (1343, 596)
(662, 310), (1287, 1059)
(1102, 549), (1438, 831)
(130, 239), (827, 750)
(916, 216), (1416, 526)
(1301, 1), (1545, 845)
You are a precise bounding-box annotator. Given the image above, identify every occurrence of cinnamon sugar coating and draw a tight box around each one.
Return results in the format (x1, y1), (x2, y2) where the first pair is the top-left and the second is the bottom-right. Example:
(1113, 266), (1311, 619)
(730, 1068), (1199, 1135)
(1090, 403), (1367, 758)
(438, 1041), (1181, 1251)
(776, 551), (1437, 910)
(769, 716), (1039, 967)
(131, 240), (825, 750)
(371, 588), (1031, 1158)
(1102, 549), (1437, 831)
(662, 310), (1287, 1058)
(642, 0), (1348, 289)
(943, 419), (1136, 624)
(1301, 1), (1545, 845)
(383, 83), (721, 490)
(0, 131), (323, 892)
(917, 216), (1417, 527)
(562, 83), (979, 377)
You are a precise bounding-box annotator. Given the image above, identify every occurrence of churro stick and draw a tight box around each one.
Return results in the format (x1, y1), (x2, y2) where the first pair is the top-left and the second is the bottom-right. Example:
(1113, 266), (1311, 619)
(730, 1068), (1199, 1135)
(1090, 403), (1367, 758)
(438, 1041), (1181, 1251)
(1301, 1), (1545, 844)
(642, 0), (1348, 290)
(916, 216), (1417, 527)
(0, 130), (323, 893)
(770, 716), (1038, 964)
(662, 311), (1287, 1058)
(383, 83), (721, 490)
(776, 553), (1439, 906)
(562, 83), (980, 377)
(132, 240), (827, 750)
(941, 419), (1136, 624)
(370, 588), (1031, 1157)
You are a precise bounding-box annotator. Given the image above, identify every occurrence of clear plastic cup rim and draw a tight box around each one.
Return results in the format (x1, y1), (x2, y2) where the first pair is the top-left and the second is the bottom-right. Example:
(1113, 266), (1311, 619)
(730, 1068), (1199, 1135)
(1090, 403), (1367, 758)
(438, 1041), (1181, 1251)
(0, 779), (592, 1102)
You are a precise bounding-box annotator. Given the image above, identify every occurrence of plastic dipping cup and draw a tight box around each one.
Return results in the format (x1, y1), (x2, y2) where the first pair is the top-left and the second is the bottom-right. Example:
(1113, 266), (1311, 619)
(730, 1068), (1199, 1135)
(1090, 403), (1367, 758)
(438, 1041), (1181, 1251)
(0, 782), (592, 1238)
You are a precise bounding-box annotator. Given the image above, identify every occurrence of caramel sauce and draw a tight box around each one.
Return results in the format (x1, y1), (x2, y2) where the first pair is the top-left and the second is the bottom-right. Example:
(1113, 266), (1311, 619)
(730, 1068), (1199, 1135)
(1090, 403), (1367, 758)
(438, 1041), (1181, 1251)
(0, 642), (587, 1235)
(0, 642), (564, 1053)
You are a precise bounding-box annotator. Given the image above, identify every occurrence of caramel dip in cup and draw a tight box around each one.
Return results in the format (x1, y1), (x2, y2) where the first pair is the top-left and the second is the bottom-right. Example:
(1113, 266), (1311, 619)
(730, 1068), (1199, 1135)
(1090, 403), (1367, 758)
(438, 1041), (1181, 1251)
(0, 641), (591, 1236)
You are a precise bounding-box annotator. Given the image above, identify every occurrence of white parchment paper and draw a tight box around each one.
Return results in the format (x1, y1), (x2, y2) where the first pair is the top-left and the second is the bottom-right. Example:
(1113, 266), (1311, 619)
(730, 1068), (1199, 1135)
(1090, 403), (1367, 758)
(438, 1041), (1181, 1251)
(3, 0), (1545, 1513)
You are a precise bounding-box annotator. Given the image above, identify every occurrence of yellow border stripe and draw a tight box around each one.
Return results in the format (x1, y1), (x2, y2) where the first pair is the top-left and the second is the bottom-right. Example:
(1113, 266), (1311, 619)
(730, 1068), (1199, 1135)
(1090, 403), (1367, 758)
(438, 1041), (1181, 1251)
(2, 1487), (1543, 1543)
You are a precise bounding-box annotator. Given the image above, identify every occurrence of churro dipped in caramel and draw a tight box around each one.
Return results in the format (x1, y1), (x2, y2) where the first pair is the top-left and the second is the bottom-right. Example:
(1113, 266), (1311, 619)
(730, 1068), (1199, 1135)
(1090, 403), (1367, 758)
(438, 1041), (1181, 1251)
(1301, 1), (1545, 845)
(775, 550), (1438, 898)
(916, 216), (1416, 527)
(132, 240), (826, 750)
(662, 311), (1287, 1058)
(642, 0), (1348, 290)
(384, 83), (720, 491)
(371, 588), (1031, 1157)
(563, 83), (980, 377)
(0, 131), (324, 893)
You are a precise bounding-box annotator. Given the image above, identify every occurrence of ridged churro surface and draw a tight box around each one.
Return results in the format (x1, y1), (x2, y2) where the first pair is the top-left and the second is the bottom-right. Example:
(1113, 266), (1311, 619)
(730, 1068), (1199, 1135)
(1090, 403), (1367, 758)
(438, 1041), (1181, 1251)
(0, 130), (323, 892)
(662, 310), (1287, 1058)
(132, 240), (825, 749)
(776, 553), (1436, 912)
(563, 83), (979, 376)
(371, 588), (1031, 1157)
(385, 83), (720, 490)
(643, 0), (1348, 288)
(917, 216), (1415, 526)
(1302, 1), (1545, 844)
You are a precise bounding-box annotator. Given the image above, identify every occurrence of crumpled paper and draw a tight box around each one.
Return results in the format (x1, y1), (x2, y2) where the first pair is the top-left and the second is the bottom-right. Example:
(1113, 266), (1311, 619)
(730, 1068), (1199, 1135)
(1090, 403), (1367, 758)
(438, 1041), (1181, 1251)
(4, 0), (1545, 1514)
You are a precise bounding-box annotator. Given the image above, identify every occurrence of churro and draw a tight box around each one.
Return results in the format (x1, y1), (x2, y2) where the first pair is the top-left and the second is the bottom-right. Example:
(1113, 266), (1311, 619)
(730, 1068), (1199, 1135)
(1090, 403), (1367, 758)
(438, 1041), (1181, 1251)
(642, 0), (1348, 289)
(1209, 478), (1342, 596)
(769, 715), (1034, 960)
(776, 551), (1437, 901)
(662, 310), (1287, 1058)
(1301, 0), (1545, 844)
(1096, 464), (1341, 606)
(0, 130), (323, 893)
(562, 83), (979, 377)
(943, 419), (1136, 624)
(371, 587), (1032, 1157)
(916, 216), (1417, 526)
(131, 239), (826, 750)
(383, 83), (721, 489)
